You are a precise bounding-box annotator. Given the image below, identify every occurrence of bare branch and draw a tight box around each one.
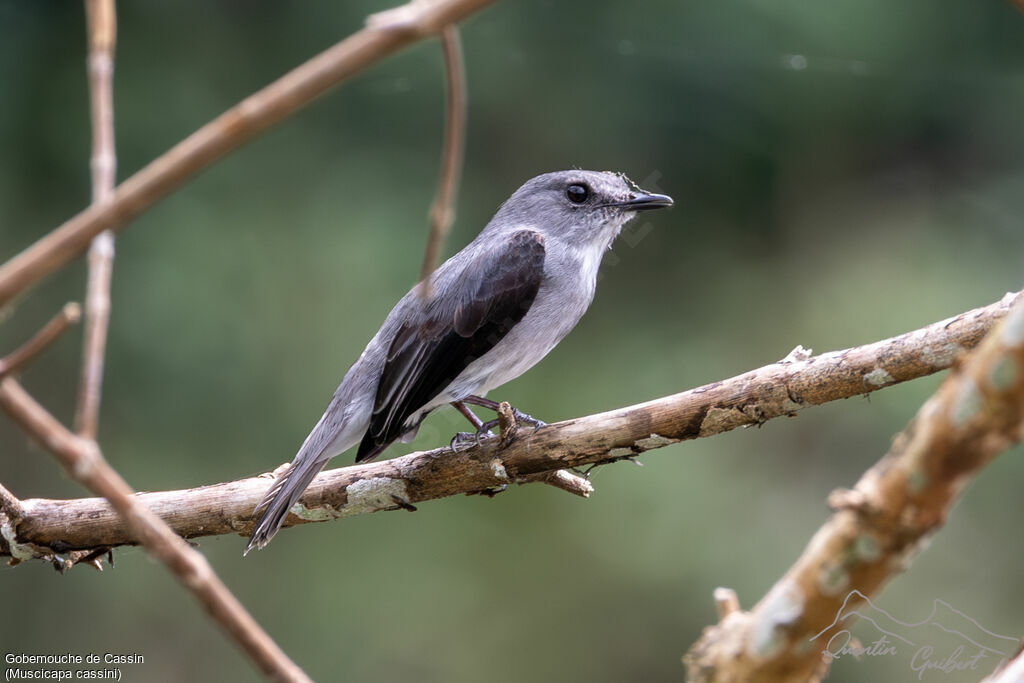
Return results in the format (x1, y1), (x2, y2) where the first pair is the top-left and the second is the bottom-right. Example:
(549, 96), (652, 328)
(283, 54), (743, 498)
(418, 24), (467, 297)
(519, 469), (594, 498)
(75, 0), (119, 440)
(83, 0), (117, 207)
(0, 0), (495, 309)
(683, 296), (1024, 682)
(0, 378), (310, 682)
(0, 481), (25, 524)
(982, 642), (1024, 683)
(4, 292), (1017, 556)
(713, 588), (740, 621)
(0, 303), (81, 378)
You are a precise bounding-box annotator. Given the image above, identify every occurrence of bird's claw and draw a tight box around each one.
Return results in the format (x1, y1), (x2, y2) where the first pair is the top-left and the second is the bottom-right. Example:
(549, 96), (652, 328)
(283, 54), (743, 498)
(449, 427), (496, 452)
(449, 401), (546, 452)
(450, 432), (474, 452)
(511, 408), (546, 432)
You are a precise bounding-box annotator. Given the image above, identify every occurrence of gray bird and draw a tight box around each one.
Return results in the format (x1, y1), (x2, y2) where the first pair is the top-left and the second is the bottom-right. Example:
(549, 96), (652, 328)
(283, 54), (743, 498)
(246, 170), (672, 552)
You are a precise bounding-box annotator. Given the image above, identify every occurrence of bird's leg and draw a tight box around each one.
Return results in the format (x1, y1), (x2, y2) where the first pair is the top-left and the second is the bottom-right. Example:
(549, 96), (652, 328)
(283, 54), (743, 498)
(449, 396), (547, 452)
(461, 396), (500, 411)
(452, 400), (487, 430)
(463, 395), (548, 432)
(449, 400), (497, 452)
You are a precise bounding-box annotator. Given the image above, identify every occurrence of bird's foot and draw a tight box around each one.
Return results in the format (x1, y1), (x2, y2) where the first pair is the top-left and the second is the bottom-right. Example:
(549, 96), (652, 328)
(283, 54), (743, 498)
(449, 425), (497, 452)
(509, 407), (546, 432)
(450, 397), (547, 451)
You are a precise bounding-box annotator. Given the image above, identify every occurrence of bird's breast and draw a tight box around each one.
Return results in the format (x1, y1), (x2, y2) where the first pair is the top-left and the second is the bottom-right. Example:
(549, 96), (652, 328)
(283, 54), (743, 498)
(444, 246), (599, 398)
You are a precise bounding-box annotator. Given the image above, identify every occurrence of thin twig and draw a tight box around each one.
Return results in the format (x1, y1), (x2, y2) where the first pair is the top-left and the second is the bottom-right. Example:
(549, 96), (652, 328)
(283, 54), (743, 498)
(518, 469), (594, 498)
(70, 7), (306, 675)
(683, 295), (1024, 682)
(713, 588), (739, 621)
(0, 303), (82, 378)
(418, 24), (467, 297)
(71, 545), (112, 572)
(5, 292), (1017, 556)
(76, 0), (119, 440)
(0, 377), (310, 682)
(0, 0), (495, 309)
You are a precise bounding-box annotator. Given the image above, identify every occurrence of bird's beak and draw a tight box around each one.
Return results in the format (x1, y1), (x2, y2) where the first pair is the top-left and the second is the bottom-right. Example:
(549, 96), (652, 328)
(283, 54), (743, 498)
(604, 192), (674, 211)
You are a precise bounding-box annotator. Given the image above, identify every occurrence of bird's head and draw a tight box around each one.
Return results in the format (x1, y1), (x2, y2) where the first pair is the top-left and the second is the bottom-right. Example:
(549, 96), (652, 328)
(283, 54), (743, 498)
(490, 169), (673, 251)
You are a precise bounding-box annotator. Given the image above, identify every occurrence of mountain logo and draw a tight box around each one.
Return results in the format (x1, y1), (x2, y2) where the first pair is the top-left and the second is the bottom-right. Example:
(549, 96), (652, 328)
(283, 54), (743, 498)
(809, 590), (1019, 679)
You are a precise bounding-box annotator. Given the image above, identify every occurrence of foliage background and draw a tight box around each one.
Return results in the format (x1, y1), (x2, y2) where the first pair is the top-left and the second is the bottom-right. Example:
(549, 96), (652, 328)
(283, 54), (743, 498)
(1, 1), (1022, 681)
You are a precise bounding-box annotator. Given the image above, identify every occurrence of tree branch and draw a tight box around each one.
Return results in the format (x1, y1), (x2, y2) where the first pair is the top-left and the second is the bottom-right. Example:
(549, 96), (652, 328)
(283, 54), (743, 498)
(0, 0), (495, 309)
(0, 378), (310, 682)
(418, 24), (467, 297)
(0, 481), (25, 527)
(983, 643), (1024, 683)
(75, 0), (119, 440)
(0, 303), (81, 379)
(683, 294), (1024, 682)
(3, 292), (1017, 557)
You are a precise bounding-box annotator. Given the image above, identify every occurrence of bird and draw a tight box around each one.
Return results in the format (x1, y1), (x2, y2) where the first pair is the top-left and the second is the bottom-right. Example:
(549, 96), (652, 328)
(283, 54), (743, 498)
(246, 170), (673, 552)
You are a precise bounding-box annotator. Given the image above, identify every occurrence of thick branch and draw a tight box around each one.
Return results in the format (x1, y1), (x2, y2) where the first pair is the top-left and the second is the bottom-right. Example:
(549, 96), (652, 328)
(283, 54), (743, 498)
(3, 292), (1017, 556)
(76, 0), (119, 440)
(683, 295), (1024, 682)
(0, 378), (310, 682)
(0, 0), (494, 308)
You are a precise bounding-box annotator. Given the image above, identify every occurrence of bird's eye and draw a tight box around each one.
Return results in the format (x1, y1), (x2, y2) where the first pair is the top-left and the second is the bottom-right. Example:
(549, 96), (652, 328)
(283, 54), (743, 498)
(566, 184), (589, 204)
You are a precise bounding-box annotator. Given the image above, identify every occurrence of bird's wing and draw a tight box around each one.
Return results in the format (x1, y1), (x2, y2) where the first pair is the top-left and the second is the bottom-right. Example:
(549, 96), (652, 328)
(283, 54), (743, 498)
(355, 230), (546, 462)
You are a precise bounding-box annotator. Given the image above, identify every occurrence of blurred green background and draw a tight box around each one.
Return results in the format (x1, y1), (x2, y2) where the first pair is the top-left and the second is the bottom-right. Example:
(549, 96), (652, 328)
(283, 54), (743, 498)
(2, 1), (1023, 681)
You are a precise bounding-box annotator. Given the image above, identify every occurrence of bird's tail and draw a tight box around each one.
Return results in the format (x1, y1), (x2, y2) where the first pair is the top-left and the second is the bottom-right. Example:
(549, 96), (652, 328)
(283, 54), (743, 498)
(245, 456), (328, 555)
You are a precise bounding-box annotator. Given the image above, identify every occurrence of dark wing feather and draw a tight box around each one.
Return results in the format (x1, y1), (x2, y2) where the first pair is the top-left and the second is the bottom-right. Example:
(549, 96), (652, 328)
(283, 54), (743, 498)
(355, 230), (546, 462)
